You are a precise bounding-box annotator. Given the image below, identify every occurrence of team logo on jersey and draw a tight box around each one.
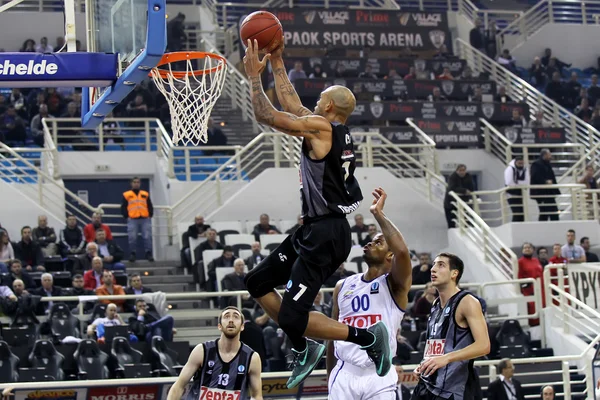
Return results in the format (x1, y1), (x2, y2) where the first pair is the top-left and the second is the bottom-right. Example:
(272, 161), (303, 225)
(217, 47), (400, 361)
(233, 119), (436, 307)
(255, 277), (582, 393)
(238, 365), (245, 373)
(342, 314), (382, 328)
(444, 306), (451, 316)
(286, 280), (293, 290)
(424, 339), (446, 358)
(370, 282), (380, 294)
(342, 290), (355, 300)
(208, 360), (214, 367)
(482, 103), (495, 119)
(370, 102), (384, 119)
(199, 387), (241, 400)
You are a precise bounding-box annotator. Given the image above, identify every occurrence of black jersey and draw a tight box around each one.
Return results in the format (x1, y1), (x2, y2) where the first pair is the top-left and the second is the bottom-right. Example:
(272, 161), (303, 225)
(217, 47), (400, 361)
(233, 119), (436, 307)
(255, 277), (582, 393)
(185, 340), (254, 400)
(418, 290), (481, 400)
(299, 122), (363, 219)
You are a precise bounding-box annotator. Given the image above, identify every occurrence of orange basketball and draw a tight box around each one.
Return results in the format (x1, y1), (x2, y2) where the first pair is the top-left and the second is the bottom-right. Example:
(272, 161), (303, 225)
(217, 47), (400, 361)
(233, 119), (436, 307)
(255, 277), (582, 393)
(240, 11), (283, 53)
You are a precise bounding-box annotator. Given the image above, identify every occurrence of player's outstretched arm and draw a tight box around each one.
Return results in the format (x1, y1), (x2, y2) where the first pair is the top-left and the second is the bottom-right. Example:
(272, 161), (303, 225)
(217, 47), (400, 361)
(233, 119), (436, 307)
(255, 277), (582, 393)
(244, 39), (330, 139)
(167, 344), (204, 400)
(270, 45), (313, 117)
(369, 187), (412, 309)
(326, 280), (343, 380)
(248, 352), (264, 400)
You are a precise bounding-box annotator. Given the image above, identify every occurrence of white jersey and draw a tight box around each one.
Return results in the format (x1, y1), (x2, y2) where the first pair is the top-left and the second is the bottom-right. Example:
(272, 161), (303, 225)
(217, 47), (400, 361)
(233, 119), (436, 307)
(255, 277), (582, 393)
(334, 273), (405, 368)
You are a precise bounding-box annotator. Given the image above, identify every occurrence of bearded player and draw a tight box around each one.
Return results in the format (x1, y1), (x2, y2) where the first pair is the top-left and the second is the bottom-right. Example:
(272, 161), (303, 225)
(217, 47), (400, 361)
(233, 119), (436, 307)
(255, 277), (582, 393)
(243, 39), (392, 390)
(411, 254), (490, 400)
(167, 306), (263, 400)
(327, 187), (412, 399)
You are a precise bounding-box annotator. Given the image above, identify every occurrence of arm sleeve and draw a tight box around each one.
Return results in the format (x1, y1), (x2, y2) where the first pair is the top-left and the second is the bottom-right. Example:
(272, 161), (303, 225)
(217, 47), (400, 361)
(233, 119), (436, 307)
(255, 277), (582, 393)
(48, 228), (57, 243)
(59, 229), (70, 248)
(121, 196), (129, 219)
(104, 225), (114, 240)
(504, 166), (515, 186)
(111, 243), (124, 262)
(146, 195), (154, 218)
(76, 229), (86, 252)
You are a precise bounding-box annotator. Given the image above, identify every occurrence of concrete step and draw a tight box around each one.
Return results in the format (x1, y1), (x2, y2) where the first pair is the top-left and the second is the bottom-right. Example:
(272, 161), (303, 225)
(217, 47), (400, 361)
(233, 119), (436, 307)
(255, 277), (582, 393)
(126, 265), (184, 276)
(175, 327), (220, 346)
(142, 275), (194, 285)
(167, 299), (205, 310)
(151, 282), (196, 292)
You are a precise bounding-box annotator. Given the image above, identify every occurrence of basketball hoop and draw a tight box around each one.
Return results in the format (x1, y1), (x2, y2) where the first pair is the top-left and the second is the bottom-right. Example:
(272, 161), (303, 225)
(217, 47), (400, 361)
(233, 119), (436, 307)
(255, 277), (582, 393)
(150, 51), (227, 146)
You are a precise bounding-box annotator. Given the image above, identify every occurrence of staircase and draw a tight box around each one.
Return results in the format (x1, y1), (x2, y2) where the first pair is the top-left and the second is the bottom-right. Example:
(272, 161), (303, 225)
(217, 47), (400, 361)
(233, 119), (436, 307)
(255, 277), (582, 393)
(211, 96), (256, 146)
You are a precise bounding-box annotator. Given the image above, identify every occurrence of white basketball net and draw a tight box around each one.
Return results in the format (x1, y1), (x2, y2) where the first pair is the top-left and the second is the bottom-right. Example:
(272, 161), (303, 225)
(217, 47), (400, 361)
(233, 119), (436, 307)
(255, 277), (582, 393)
(151, 55), (227, 145)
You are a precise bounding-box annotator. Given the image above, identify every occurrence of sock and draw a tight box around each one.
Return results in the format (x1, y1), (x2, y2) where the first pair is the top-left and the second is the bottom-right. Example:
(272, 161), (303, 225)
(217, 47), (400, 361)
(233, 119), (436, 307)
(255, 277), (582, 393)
(346, 327), (375, 347)
(291, 336), (307, 353)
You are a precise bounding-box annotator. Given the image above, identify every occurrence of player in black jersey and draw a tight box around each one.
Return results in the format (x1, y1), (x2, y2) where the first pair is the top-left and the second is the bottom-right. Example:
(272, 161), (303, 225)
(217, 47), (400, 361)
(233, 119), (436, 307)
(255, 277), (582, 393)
(412, 253), (490, 400)
(167, 306), (263, 400)
(243, 39), (391, 390)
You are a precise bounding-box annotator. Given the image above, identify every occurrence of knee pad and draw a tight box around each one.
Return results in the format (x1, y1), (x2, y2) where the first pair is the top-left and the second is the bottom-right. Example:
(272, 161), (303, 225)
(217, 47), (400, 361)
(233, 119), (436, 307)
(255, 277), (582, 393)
(244, 266), (269, 298)
(278, 304), (309, 338)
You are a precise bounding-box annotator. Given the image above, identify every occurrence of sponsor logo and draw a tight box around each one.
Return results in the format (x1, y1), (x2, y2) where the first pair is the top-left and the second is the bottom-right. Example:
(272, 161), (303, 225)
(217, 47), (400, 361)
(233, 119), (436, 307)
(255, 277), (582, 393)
(305, 10), (349, 24)
(0, 59), (58, 76)
(303, 11), (317, 24)
(370, 282), (380, 294)
(423, 339), (446, 358)
(446, 121), (455, 131)
(505, 127), (519, 143)
(273, 11), (294, 23)
(337, 201), (361, 214)
(482, 103), (495, 119)
(370, 102), (384, 118)
(351, 104), (365, 116)
(88, 386), (158, 400)
(412, 13), (443, 27)
(25, 391), (77, 400)
(356, 10), (390, 24)
(398, 13), (411, 26)
(441, 81), (454, 96)
(238, 365), (245, 373)
(444, 106), (453, 116)
(453, 105), (478, 116)
(286, 280), (293, 290)
(453, 121), (477, 131)
(199, 387), (241, 400)
(342, 290), (355, 299)
(429, 30), (446, 49)
(342, 314), (382, 328)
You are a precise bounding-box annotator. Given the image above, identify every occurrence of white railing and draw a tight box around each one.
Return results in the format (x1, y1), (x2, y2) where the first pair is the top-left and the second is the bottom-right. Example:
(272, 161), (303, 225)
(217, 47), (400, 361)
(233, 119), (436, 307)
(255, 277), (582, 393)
(456, 39), (600, 169)
(469, 183), (587, 225)
(456, 0), (523, 30)
(578, 189), (600, 220)
(449, 191), (519, 279)
(479, 118), (586, 182)
(168, 145), (244, 180)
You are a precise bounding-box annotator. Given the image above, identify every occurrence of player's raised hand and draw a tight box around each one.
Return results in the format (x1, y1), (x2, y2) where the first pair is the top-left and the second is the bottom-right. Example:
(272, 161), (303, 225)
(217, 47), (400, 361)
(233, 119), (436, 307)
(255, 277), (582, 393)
(243, 39), (271, 78)
(369, 187), (387, 216)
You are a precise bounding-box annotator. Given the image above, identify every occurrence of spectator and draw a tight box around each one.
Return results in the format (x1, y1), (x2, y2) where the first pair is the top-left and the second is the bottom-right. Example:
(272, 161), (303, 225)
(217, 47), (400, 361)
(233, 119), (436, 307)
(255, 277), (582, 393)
(518, 242), (544, 326)
(561, 229), (586, 263)
(86, 303), (125, 342)
(469, 87), (483, 102)
(351, 213), (369, 235)
(580, 237), (599, 262)
(20, 39), (35, 52)
(129, 299), (175, 342)
(30, 104), (53, 147)
(75, 242), (99, 272)
(96, 270), (126, 311)
(529, 57), (546, 88)
(358, 64), (377, 79)
(84, 212), (113, 243)
(205, 118), (228, 151)
(0, 231), (14, 272)
(14, 226), (45, 271)
(359, 224), (379, 247)
(412, 253), (433, 285)
(429, 87), (447, 102)
(245, 242), (265, 271)
(167, 13), (187, 51)
(414, 60), (430, 79)
(53, 37), (65, 52)
(530, 149), (559, 221)
(460, 66), (475, 80)
(575, 98), (593, 122)
(537, 247), (549, 267)
(333, 64), (349, 78)
(288, 61), (307, 83)
(59, 214), (85, 257)
(221, 258), (254, 308)
(310, 291), (330, 317)
(545, 72), (565, 106)
(495, 86), (513, 103)
(436, 67), (454, 80)
(7, 260), (35, 289)
(95, 229), (125, 270)
(565, 72), (582, 107)
(324, 263), (355, 287)
(575, 87), (588, 109)
(83, 256), (113, 290)
(309, 64), (326, 79)
(124, 273), (153, 312)
(443, 164), (474, 228)
(126, 95), (148, 118)
(207, 246), (236, 289)
(541, 48), (570, 75)
(44, 88), (64, 116)
(251, 214), (280, 241)
(32, 273), (63, 314)
(32, 215), (58, 257)
(412, 282), (437, 320)
(239, 308), (267, 368)
(403, 67), (416, 80)
(469, 18), (485, 52)
(285, 215), (303, 235)
(485, 20), (500, 59)
(0, 106), (27, 143)
(487, 358), (524, 400)
(385, 69), (402, 80)
(548, 243), (567, 265)
(541, 386), (555, 400)
(12, 279), (27, 298)
(35, 37), (53, 53)
(433, 44), (450, 59)
(187, 215), (211, 240)
(588, 75), (600, 104)
(67, 274), (94, 312)
(529, 110), (551, 128)
(197, 229), (224, 257)
(509, 108), (527, 127)
(497, 49), (517, 73)
(121, 177), (154, 262)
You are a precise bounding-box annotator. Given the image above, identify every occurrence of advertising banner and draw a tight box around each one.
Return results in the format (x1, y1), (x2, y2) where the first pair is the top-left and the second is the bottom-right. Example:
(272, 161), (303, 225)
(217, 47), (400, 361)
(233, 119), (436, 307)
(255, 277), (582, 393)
(87, 385), (160, 400)
(568, 264), (600, 311)
(380, 126), (419, 144)
(414, 119), (482, 148)
(294, 78), (496, 100)
(268, 9), (450, 50)
(15, 390), (87, 400)
(501, 126), (567, 144)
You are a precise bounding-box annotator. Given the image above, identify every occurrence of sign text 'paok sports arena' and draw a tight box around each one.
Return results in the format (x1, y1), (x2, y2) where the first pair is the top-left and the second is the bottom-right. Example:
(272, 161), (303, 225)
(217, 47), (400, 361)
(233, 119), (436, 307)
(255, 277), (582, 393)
(268, 9), (450, 50)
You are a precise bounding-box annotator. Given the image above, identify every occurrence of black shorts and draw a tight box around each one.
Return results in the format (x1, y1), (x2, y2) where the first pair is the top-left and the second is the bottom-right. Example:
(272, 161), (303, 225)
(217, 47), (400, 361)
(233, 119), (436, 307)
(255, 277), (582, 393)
(411, 385), (455, 400)
(245, 215), (352, 313)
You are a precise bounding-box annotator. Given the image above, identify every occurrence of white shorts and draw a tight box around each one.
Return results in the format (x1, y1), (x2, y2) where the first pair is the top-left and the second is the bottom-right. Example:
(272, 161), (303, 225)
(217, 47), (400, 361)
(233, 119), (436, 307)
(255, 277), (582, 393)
(328, 360), (398, 400)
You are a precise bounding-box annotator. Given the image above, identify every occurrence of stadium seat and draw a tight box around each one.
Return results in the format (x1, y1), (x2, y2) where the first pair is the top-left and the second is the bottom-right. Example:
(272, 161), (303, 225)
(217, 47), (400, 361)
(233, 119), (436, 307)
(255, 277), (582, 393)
(232, 243), (250, 254)
(211, 221), (243, 234)
(1, 325), (37, 347)
(48, 303), (80, 340)
(0, 341), (19, 383)
(74, 339), (110, 379)
(216, 267), (234, 292)
(28, 340), (65, 380)
(225, 234), (254, 247)
(150, 336), (182, 376)
(259, 234), (287, 249)
(112, 336), (152, 378)
(217, 229), (239, 244)
(496, 319), (530, 358)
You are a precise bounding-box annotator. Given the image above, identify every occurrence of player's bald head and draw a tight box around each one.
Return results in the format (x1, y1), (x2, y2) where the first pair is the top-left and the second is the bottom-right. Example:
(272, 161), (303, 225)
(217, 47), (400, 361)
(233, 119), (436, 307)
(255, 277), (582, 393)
(322, 85), (356, 120)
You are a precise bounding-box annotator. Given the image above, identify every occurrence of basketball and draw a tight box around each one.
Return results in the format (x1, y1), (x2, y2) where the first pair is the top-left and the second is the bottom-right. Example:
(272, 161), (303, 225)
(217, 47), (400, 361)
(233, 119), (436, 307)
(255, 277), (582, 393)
(240, 11), (283, 53)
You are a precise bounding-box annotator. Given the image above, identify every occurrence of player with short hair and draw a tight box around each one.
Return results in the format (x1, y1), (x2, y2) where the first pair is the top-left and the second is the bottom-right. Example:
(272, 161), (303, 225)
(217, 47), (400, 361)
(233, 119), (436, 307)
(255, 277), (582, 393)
(327, 187), (412, 399)
(243, 40), (391, 390)
(411, 253), (490, 400)
(167, 306), (263, 400)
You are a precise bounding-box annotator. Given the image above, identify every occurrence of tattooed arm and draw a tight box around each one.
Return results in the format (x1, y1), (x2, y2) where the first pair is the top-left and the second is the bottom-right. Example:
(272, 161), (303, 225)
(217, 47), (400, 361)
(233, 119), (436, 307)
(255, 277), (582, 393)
(271, 56), (313, 117)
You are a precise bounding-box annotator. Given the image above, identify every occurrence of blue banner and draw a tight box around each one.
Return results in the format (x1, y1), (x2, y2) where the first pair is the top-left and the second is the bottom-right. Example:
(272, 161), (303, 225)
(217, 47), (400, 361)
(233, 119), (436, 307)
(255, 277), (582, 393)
(0, 52), (118, 87)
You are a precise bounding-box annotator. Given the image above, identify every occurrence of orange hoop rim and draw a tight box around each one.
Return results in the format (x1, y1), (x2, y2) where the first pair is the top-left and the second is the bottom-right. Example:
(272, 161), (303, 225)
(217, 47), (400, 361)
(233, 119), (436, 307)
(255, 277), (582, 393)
(151, 51), (227, 79)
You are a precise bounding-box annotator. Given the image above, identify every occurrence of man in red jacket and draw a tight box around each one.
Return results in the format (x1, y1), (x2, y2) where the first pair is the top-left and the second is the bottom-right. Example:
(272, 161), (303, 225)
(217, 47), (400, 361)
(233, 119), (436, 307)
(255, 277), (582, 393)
(83, 257), (115, 290)
(518, 242), (545, 326)
(84, 213), (113, 243)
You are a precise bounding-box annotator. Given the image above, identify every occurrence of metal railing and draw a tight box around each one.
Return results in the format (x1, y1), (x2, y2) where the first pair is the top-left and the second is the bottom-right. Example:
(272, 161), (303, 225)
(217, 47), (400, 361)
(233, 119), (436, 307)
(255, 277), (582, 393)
(168, 145), (244, 181)
(479, 118), (586, 182)
(456, 39), (600, 170)
(449, 191), (519, 279)
(469, 183), (587, 225)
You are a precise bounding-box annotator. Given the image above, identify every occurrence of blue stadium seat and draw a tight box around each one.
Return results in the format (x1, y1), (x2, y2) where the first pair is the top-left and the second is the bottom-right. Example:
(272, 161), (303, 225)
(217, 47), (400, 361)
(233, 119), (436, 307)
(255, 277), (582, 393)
(191, 173), (209, 181)
(105, 145), (122, 151)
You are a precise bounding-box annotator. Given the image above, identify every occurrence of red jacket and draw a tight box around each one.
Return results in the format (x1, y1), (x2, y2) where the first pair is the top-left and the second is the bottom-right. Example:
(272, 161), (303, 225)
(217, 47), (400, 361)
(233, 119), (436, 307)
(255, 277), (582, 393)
(83, 223), (113, 243)
(518, 256), (545, 306)
(83, 269), (115, 290)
